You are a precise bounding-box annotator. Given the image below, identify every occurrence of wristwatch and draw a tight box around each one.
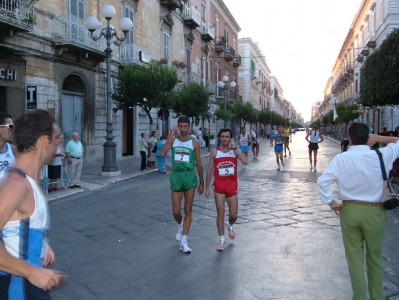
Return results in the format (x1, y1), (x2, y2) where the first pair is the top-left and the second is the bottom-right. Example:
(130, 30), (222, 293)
(199, 180), (204, 183)
(234, 147), (238, 150)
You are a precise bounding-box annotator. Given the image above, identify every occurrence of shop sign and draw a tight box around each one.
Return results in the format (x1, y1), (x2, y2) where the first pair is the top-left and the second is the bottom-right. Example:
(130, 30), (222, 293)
(27, 86), (37, 109)
(0, 68), (17, 81)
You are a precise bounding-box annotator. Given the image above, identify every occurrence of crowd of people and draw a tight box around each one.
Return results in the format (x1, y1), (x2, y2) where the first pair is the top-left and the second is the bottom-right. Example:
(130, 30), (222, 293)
(2, 110), (399, 299)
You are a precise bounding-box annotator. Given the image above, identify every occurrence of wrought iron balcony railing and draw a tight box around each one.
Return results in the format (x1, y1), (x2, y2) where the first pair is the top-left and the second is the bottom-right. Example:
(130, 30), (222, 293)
(0, 0), (35, 29)
(182, 5), (201, 29)
(120, 43), (152, 66)
(201, 22), (214, 41)
(53, 15), (106, 53)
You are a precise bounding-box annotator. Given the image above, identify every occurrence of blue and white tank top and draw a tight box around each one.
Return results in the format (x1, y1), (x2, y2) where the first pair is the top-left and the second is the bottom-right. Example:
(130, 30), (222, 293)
(309, 130), (321, 143)
(0, 143), (15, 178)
(1, 168), (50, 273)
(239, 133), (249, 146)
(275, 134), (284, 147)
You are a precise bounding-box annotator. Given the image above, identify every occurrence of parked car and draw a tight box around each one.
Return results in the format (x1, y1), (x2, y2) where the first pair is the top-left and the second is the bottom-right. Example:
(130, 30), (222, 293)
(297, 128), (305, 131)
(291, 128), (296, 133)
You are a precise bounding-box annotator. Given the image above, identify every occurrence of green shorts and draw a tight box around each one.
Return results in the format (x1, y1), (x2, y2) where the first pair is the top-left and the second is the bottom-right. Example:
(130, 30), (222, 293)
(170, 169), (198, 192)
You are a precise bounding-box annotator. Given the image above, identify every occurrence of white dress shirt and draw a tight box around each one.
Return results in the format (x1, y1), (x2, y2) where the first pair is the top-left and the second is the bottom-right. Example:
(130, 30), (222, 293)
(317, 141), (399, 204)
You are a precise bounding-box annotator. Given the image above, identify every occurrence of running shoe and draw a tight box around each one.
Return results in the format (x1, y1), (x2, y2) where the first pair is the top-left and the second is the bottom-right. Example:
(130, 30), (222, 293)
(284, 155), (287, 158)
(217, 239), (226, 251)
(226, 222), (236, 240)
(310, 165), (313, 170)
(180, 242), (192, 253)
(176, 223), (183, 241)
(314, 168), (317, 173)
(277, 166), (280, 171)
(282, 161), (285, 167)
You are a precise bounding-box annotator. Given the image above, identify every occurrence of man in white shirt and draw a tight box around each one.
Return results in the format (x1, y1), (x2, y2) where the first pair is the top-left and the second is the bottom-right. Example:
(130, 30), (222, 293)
(317, 122), (399, 300)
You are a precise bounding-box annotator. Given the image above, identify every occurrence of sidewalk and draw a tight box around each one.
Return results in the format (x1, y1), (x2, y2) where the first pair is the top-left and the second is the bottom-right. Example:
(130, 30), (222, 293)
(46, 146), (215, 202)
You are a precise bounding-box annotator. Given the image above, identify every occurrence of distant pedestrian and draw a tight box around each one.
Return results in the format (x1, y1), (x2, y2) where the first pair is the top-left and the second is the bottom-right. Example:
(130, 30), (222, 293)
(341, 137), (349, 152)
(0, 109), (65, 298)
(369, 124), (374, 134)
(65, 132), (84, 188)
(198, 127), (204, 147)
(156, 134), (165, 173)
(238, 127), (250, 169)
(380, 127), (388, 136)
(317, 123), (399, 300)
(250, 128), (259, 159)
(272, 126), (285, 170)
(0, 112), (16, 178)
(203, 128), (209, 147)
(266, 129), (270, 140)
(282, 124), (291, 157)
(148, 131), (158, 169)
(140, 133), (149, 171)
(269, 127), (275, 146)
(306, 125), (323, 172)
(48, 134), (66, 192)
(205, 128), (249, 251)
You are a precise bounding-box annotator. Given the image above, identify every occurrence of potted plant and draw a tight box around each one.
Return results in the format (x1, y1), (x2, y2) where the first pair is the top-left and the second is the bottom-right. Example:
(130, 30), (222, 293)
(160, 58), (168, 64)
(179, 61), (187, 68)
(209, 133), (215, 145)
(172, 60), (179, 66)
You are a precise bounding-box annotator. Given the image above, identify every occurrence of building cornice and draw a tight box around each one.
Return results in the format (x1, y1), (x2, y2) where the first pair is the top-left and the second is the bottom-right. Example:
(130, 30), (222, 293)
(211, 0), (241, 33)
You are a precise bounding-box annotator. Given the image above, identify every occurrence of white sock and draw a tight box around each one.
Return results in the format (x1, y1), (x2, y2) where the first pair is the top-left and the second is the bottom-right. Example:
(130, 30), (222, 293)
(227, 222), (232, 228)
(220, 236), (225, 240)
(181, 235), (188, 243)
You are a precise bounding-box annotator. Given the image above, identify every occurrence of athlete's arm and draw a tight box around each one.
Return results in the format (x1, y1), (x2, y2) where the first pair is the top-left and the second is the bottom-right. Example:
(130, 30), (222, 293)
(161, 126), (177, 156)
(235, 148), (249, 165)
(205, 149), (216, 198)
(305, 133), (310, 143)
(319, 133), (324, 143)
(193, 138), (204, 196)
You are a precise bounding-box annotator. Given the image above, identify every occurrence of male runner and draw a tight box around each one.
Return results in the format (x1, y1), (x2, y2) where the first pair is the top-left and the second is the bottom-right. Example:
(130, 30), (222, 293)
(205, 129), (249, 251)
(0, 112), (16, 178)
(282, 124), (291, 157)
(269, 127), (275, 146)
(306, 125), (323, 172)
(238, 127), (251, 169)
(272, 126), (285, 170)
(161, 116), (204, 253)
(0, 109), (64, 299)
(250, 128), (260, 159)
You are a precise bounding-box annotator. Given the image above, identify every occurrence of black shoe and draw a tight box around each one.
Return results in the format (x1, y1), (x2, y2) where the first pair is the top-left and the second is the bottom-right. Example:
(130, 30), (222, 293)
(74, 184), (81, 188)
(69, 185), (75, 189)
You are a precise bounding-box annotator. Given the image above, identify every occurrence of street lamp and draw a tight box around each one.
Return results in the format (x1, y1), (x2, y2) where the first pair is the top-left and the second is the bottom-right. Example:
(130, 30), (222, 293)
(217, 75), (236, 110)
(85, 5), (133, 175)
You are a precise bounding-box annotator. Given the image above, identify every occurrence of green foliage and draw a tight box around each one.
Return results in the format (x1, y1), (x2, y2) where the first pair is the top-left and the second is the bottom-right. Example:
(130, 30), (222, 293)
(170, 81), (210, 125)
(335, 103), (360, 123)
(258, 110), (272, 126)
(360, 28), (399, 106)
(322, 110), (333, 126)
(233, 101), (257, 126)
(112, 62), (178, 124)
(214, 108), (234, 128)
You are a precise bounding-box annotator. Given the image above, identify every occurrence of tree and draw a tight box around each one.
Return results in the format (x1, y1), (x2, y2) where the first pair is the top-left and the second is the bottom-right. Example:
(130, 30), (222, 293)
(335, 103), (360, 134)
(112, 62), (178, 125)
(170, 81), (210, 125)
(233, 101), (257, 127)
(258, 110), (272, 128)
(214, 99), (234, 128)
(360, 28), (399, 107)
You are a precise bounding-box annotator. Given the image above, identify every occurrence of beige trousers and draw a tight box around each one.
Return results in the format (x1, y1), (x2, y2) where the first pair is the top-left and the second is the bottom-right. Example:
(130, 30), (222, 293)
(67, 157), (83, 185)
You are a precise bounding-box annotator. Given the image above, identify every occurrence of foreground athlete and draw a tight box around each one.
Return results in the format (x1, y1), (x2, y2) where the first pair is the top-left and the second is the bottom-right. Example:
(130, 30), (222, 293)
(161, 116), (204, 253)
(205, 129), (249, 251)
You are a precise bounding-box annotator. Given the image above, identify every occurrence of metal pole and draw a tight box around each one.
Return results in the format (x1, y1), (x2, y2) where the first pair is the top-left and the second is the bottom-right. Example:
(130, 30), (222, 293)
(102, 19), (118, 173)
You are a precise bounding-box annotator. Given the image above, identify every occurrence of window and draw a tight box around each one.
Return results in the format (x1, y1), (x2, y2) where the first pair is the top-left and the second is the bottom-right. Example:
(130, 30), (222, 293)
(186, 48), (191, 73)
(69, 0), (85, 41)
(162, 32), (170, 61)
(215, 14), (219, 38)
(209, 59), (212, 81)
(124, 4), (135, 45)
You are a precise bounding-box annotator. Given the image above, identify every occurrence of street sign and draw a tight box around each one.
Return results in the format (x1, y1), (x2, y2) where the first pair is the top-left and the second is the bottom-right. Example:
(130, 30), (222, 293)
(352, 109), (368, 113)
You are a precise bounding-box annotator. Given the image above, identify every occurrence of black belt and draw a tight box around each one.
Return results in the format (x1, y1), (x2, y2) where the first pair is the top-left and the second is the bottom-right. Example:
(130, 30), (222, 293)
(70, 156), (81, 159)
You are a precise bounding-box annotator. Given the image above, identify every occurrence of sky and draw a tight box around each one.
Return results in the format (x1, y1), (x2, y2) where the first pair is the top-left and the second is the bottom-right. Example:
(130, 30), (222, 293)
(223, 0), (363, 122)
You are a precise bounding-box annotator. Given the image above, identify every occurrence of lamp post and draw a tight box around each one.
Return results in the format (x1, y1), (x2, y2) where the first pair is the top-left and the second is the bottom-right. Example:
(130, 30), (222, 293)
(85, 5), (133, 175)
(217, 75), (236, 128)
(330, 96), (340, 139)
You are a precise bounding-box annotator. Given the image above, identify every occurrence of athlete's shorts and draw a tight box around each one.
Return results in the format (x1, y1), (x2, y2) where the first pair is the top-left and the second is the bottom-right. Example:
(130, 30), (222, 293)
(213, 179), (238, 197)
(240, 145), (249, 153)
(284, 137), (290, 144)
(274, 146), (283, 153)
(170, 169), (198, 192)
(308, 142), (319, 150)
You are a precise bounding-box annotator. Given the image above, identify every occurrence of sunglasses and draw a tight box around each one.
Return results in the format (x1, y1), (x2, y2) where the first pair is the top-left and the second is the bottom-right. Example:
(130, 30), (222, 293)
(0, 124), (14, 130)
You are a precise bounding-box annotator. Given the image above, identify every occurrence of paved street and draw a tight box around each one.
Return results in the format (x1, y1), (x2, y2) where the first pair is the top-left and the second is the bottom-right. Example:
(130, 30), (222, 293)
(49, 131), (399, 300)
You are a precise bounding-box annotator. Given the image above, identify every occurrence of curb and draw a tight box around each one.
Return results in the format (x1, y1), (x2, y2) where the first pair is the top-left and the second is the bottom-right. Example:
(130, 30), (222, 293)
(47, 152), (212, 203)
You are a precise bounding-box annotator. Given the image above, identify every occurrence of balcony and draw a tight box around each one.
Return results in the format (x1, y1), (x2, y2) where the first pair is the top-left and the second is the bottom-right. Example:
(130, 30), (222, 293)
(182, 5), (201, 29)
(201, 22), (214, 41)
(120, 43), (152, 66)
(206, 80), (216, 95)
(224, 46), (235, 61)
(356, 54), (364, 62)
(361, 48), (370, 56)
(53, 15), (107, 60)
(160, 0), (180, 11)
(228, 90), (238, 101)
(233, 55), (241, 67)
(215, 37), (227, 53)
(0, 0), (35, 34)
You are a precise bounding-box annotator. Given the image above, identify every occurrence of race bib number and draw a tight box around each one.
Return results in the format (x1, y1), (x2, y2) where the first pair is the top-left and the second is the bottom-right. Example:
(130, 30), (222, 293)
(218, 163), (234, 176)
(174, 151), (189, 163)
(240, 141), (247, 146)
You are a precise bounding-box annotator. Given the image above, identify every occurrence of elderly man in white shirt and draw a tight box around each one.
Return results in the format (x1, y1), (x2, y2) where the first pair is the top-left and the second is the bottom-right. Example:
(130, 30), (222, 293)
(317, 122), (399, 300)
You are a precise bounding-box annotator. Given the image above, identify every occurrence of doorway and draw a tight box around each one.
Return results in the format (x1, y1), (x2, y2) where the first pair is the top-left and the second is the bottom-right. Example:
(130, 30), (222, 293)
(122, 108), (134, 156)
(62, 92), (83, 141)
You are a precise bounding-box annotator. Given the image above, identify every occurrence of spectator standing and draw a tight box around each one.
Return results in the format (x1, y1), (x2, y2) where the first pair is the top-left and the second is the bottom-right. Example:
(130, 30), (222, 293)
(394, 125), (399, 136)
(191, 129), (198, 139)
(0, 109), (64, 298)
(163, 136), (172, 174)
(269, 127), (275, 146)
(148, 131), (158, 169)
(369, 124), (374, 134)
(48, 134), (66, 192)
(198, 127), (204, 148)
(317, 123), (399, 300)
(380, 127), (388, 136)
(266, 129), (270, 140)
(156, 134), (165, 173)
(203, 128), (209, 147)
(0, 112), (16, 177)
(139, 133), (149, 171)
(65, 132), (84, 188)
